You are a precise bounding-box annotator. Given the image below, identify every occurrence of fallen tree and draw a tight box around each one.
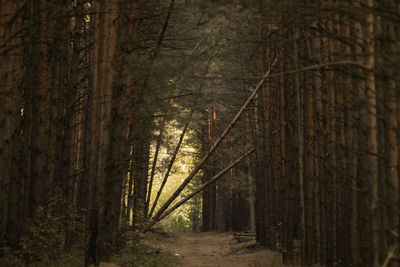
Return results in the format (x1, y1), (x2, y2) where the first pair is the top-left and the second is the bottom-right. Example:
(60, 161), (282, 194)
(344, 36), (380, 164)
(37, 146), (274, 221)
(155, 148), (255, 222)
(143, 60), (277, 231)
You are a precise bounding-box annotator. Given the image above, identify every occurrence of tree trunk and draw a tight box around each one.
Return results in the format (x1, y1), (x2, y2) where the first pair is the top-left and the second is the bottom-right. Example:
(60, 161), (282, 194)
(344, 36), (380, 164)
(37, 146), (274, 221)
(388, 1), (399, 263)
(293, 27), (306, 267)
(0, 0), (23, 245)
(363, 1), (378, 266)
(146, 118), (165, 218)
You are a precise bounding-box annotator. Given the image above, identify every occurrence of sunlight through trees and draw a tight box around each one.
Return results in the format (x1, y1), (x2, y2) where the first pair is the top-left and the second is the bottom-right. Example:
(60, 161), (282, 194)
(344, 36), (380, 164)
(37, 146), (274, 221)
(1, 0), (400, 266)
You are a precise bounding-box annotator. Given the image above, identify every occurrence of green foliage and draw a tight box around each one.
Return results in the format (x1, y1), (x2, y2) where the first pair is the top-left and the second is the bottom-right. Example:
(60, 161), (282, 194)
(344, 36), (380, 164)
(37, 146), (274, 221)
(0, 246), (25, 267)
(111, 243), (178, 267)
(18, 189), (85, 266)
(147, 117), (202, 233)
(157, 214), (190, 233)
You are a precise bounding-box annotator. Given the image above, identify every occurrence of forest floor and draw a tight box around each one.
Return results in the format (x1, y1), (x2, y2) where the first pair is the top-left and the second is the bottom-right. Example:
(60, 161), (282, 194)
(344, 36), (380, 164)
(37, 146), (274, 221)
(141, 231), (300, 267)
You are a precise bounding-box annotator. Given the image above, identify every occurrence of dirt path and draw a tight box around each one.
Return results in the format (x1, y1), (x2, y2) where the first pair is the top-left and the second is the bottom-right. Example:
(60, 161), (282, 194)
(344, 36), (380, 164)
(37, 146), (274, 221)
(142, 232), (298, 267)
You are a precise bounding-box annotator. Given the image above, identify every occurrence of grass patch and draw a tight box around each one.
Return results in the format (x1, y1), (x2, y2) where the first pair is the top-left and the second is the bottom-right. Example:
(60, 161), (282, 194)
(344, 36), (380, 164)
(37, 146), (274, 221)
(110, 243), (179, 267)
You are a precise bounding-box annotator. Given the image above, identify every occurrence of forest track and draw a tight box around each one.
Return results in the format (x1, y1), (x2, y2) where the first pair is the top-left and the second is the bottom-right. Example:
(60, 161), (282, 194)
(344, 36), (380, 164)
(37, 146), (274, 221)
(142, 231), (298, 267)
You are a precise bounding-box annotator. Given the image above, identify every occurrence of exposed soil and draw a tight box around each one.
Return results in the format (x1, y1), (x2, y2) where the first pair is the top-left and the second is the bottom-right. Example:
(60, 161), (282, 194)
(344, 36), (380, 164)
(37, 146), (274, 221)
(142, 231), (299, 267)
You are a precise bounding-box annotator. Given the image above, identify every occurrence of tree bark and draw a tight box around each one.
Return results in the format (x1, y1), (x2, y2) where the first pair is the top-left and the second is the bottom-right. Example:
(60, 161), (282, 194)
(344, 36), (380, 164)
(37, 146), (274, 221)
(293, 27), (306, 267)
(363, 1), (378, 266)
(0, 0), (23, 245)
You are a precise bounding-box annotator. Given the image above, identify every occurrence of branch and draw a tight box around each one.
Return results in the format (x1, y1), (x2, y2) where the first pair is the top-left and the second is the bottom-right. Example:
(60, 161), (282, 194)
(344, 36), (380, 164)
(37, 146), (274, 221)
(143, 0), (175, 88)
(146, 148), (255, 230)
(192, 60), (370, 81)
(150, 58), (277, 224)
(381, 245), (398, 267)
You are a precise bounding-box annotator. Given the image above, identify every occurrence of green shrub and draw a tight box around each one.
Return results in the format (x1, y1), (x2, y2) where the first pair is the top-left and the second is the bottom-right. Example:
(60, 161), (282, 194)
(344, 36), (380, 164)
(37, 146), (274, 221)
(111, 243), (179, 267)
(18, 189), (85, 266)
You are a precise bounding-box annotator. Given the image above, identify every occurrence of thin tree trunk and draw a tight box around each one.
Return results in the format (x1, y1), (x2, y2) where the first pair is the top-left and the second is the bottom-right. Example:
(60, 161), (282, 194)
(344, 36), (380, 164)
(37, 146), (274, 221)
(302, 21), (316, 265)
(311, 20), (322, 264)
(293, 28), (306, 267)
(352, 1), (365, 264)
(0, 0), (23, 244)
(388, 1), (399, 263)
(131, 118), (151, 231)
(85, 2), (101, 265)
(149, 111), (193, 219)
(156, 149), (255, 222)
(69, 0), (85, 208)
(246, 111), (256, 232)
(148, 61), (276, 228)
(145, 118), (165, 218)
(28, 0), (51, 214)
(363, 1), (378, 266)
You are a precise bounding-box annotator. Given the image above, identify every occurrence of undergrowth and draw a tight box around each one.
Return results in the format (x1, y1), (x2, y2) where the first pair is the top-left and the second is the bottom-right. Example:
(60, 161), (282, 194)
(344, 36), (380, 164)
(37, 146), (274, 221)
(0, 189), (85, 266)
(0, 188), (178, 266)
(110, 243), (179, 267)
